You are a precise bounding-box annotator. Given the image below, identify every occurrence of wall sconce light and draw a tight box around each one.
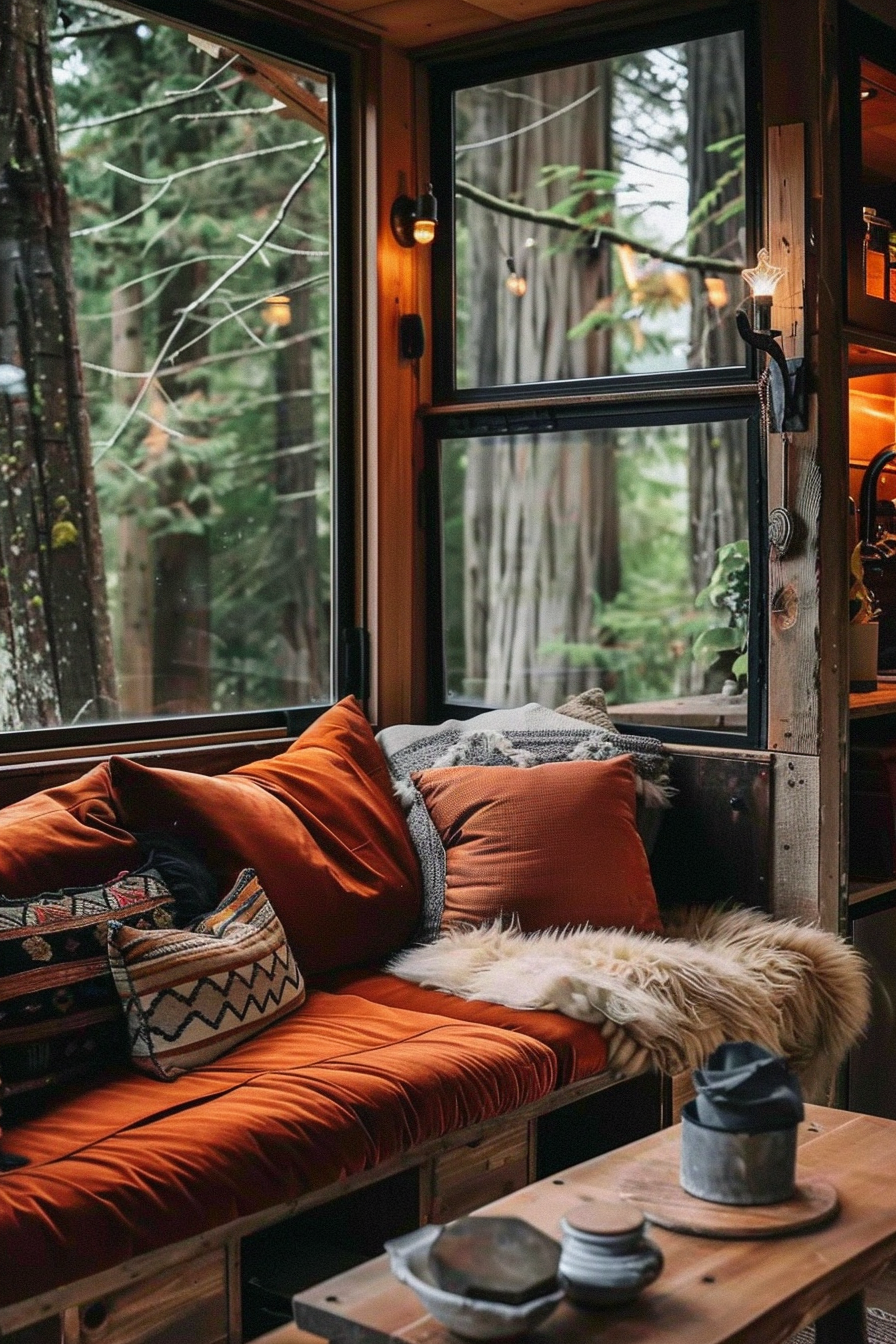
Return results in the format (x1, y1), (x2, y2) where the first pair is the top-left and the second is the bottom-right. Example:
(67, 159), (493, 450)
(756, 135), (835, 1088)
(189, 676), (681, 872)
(735, 248), (806, 434)
(391, 183), (438, 248)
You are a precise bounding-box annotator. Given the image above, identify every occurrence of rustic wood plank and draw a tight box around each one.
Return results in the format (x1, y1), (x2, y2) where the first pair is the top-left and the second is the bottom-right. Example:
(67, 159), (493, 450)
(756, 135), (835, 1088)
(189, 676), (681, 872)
(850, 686), (896, 717)
(763, 120), (821, 761)
(767, 125), (806, 362)
(63, 1252), (227, 1344)
(771, 752), (821, 922)
(293, 1109), (896, 1344)
(813, 0), (852, 942)
(372, 42), (425, 725)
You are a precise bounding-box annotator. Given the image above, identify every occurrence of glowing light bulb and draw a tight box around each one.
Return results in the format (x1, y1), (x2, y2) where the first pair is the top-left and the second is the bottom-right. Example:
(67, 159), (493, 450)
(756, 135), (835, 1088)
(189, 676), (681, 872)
(741, 248), (785, 332)
(505, 272), (527, 297)
(741, 248), (785, 299)
(262, 294), (292, 327)
(412, 217), (436, 246)
(704, 276), (729, 310)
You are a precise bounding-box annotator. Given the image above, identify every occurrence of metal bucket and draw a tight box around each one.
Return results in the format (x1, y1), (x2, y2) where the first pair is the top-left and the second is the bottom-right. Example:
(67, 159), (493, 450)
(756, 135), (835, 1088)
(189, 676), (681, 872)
(680, 1106), (797, 1206)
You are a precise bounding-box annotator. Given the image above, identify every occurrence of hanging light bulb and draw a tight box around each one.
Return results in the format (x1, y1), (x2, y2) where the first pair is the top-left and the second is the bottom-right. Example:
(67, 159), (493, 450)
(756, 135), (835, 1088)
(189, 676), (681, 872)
(505, 257), (527, 297)
(262, 294), (292, 327)
(741, 248), (786, 331)
(704, 276), (729, 310)
(412, 184), (437, 246)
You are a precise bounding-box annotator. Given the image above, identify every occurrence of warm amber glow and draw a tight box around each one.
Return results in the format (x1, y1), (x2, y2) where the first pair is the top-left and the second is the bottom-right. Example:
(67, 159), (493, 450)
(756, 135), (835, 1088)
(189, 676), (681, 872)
(704, 276), (729, 309)
(741, 248), (786, 299)
(505, 273), (527, 297)
(413, 218), (436, 245)
(262, 294), (292, 326)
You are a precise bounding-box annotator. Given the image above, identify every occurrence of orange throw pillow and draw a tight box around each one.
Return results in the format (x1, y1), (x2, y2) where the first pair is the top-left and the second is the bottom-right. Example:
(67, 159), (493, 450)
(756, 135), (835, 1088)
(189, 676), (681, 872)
(0, 764), (140, 899)
(110, 698), (422, 975)
(413, 757), (662, 935)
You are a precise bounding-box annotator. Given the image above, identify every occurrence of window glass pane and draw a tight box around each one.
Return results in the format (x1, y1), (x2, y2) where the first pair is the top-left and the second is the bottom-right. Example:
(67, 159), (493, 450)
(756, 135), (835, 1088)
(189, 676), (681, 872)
(441, 419), (751, 734)
(0, 4), (334, 733)
(454, 32), (746, 388)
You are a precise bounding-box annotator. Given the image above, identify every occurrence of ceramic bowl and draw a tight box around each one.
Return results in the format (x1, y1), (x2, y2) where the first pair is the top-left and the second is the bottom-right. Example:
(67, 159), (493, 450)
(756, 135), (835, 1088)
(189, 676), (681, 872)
(384, 1226), (564, 1340)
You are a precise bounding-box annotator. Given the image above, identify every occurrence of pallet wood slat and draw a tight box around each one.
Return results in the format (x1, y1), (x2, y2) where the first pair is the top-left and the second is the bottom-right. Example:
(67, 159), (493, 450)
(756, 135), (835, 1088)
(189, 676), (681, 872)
(771, 752), (821, 923)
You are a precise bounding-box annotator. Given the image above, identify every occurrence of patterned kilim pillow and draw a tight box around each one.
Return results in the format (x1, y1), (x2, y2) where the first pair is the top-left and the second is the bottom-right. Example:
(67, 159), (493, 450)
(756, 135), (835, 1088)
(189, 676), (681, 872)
(108, 869), (306, 1080)
(0, 869), (177, 1124)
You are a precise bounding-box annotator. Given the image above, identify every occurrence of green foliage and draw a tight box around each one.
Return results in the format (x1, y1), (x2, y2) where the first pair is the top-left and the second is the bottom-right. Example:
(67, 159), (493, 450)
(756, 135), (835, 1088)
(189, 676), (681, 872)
(54, 3), (333, 712)
(693, 540), (750, 679)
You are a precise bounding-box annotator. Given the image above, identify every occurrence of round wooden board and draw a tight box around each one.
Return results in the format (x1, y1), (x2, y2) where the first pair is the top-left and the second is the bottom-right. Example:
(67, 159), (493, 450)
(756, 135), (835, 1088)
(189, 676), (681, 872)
(616, 1158), (839, 1239)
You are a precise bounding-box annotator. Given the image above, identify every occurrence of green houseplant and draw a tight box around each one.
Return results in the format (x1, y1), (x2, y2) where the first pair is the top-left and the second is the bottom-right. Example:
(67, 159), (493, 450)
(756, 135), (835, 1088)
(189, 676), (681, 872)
(693, 540), (750, 683)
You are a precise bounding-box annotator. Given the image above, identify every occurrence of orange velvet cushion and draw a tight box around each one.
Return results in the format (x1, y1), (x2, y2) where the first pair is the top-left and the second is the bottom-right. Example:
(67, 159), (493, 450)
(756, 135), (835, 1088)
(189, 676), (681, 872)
(110, 698), (422, 974)
(413, 757), (662, 935)
(0, 993), (556, 1305)
(0, 765), (140, 899)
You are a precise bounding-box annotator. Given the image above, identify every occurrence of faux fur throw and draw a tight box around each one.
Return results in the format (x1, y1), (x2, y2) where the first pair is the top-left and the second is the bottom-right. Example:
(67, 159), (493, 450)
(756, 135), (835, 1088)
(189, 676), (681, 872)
(388, 907), (870, 1103)
(377, 702), (672, 941)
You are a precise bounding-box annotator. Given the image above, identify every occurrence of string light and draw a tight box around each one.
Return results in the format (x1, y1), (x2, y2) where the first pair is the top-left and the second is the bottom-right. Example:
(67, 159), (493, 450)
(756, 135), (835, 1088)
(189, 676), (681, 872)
(505, 257), (527, 297)
(262, 294), (292, 327)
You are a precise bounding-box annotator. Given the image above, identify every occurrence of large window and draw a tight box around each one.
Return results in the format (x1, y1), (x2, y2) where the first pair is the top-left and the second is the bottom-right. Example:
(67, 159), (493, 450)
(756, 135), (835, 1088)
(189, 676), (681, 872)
(0, 0), (353, 743)
(426, 8), (763, 744)
(451, 34), (746, 391)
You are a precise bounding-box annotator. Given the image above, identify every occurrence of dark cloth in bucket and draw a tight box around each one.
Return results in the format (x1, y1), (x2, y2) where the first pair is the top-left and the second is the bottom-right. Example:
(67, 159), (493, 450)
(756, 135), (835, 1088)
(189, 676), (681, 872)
(693, 1042), (804, 1133)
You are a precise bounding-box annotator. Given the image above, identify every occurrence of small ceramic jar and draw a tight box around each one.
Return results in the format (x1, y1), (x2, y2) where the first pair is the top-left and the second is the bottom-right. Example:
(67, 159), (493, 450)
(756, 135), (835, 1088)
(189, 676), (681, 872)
(558, 1200), (663, 1308)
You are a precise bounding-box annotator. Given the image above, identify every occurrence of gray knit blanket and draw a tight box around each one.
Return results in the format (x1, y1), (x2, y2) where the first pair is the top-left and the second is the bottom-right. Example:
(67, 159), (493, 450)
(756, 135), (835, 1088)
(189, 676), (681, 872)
(377, 703), (671, 941)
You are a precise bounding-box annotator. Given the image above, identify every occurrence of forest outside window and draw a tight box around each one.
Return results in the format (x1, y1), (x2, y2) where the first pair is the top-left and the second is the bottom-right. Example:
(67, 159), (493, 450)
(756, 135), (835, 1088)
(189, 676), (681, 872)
(442, 26), (748, 393)
(426, 13), (761, 743)
(432, 407), (762, 739)
(0, 0), (345, 739)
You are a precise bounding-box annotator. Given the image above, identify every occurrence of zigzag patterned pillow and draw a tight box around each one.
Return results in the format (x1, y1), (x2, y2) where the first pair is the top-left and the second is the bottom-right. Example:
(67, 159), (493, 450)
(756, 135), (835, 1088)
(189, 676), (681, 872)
(107, 869), (306, 1080)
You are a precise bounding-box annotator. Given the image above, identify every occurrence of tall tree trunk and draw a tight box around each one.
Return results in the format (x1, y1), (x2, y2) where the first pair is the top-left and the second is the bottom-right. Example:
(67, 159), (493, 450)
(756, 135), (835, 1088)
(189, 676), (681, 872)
(686, 33), (748, 601)
(0, 0), (116, 728)
(274, 243), (325, 704)
(462, 63), (619, 707)
(108, 28), (155, 715)
(151, 260), (211, 714)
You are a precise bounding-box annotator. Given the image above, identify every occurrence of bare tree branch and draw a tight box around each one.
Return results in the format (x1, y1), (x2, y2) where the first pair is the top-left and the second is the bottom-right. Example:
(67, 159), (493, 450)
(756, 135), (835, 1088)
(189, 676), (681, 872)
(105, 135), (321, 185)
(83, 326), (328, 385)
(173, 101), (282, 122)
(59, 78), (240, 135)
(455, 177), (742, 273)
(71, 177), (171, 237)
(168, 272), (328, 361)
(456, 85), (603, 154)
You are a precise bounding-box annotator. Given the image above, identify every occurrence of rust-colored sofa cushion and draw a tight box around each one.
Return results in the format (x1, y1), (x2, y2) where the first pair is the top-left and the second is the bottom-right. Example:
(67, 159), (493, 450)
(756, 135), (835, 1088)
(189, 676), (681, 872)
(0, 992), (555, 1306)
(110, 699), (422, 974)
(323, 969), (608, 1086)
(413, 757), (662, 935)
(0, 765), (140, 900)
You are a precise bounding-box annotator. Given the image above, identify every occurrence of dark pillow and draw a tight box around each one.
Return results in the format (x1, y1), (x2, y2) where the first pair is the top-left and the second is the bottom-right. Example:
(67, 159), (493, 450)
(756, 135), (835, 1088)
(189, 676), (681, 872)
(0, 765), (140, 900)
(110, 698), (423, 975)
(0, 869), (177, 1124)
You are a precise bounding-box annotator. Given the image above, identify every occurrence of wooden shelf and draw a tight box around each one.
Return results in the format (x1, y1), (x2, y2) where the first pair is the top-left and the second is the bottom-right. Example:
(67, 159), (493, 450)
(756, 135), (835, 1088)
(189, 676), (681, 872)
(849, 878), (896, 907)
(610, 693), (748, 731)
(846, 328), (896, 368)
(850, 686), (896, 717)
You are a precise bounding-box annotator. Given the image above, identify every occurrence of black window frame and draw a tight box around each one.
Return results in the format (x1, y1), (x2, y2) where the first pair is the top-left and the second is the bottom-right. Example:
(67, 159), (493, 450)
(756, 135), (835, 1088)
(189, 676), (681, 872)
(1, 0), (358, 755)
(422, 395), (767, 749)
(421, 2), (767, 748)
(429, 2), (763, 406)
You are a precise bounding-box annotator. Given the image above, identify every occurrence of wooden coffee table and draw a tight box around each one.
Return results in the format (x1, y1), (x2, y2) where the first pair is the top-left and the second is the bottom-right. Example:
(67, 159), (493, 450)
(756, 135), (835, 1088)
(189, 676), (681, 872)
(261, 1105), (896, 1344)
